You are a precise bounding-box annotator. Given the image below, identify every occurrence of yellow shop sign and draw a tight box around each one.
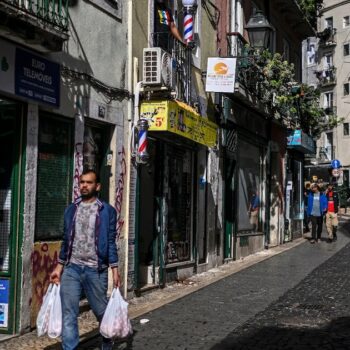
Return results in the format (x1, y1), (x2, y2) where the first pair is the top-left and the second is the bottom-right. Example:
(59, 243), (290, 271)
(140, 100), (218, 147)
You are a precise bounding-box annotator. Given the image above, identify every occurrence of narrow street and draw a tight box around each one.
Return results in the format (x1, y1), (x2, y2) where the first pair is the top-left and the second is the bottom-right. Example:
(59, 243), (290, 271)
(81, 217), (350, 350)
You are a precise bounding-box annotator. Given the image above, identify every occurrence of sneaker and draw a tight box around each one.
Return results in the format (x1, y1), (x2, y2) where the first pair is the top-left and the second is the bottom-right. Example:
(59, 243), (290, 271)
(327, 238), (332, 243)
(310, 239), (315, 244)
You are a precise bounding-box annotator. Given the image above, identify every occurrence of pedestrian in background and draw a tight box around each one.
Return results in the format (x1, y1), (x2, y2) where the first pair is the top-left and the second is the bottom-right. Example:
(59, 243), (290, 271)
(50, 169), (120, 350)
(303, 182), (311, 233)
(307, 183), (328, 243)
(325, 183), (339, 243)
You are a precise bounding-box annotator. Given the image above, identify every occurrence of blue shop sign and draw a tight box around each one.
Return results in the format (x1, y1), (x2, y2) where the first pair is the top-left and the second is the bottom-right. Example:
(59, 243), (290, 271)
(287, 129), (315, 154)
(0, 279), (9, 328)
(15, 48), (60, 107)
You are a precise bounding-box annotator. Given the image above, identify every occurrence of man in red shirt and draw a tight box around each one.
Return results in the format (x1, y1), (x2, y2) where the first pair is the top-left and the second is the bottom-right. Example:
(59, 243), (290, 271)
(325, 183), (339, 243)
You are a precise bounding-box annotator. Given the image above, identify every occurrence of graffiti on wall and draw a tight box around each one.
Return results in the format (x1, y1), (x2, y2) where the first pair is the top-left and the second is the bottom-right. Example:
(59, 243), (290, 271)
(30, 242), (60, 327)
(115, 146), (127, 239)
(73, 142), (83, 200)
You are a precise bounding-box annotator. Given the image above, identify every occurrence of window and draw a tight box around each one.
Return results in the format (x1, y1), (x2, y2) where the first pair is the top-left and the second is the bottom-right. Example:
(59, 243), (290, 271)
(344, 123), (350, 136)
(307, 43), (316, 65)
(344, 83), (350, 96)
(283, 39), (290, 62)
(324, 53), (333, 68)
(325, 17), (333, 29)
(344, 16), (350, 28)
(324, 92), (334, 108)
(344, 43), (350, 56)
(35, 115), (73, 240)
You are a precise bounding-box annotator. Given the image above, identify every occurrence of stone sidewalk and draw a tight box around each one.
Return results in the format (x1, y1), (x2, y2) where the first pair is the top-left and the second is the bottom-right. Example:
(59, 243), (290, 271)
(2, 213), (349, 349)
(81, 214), (350, 349)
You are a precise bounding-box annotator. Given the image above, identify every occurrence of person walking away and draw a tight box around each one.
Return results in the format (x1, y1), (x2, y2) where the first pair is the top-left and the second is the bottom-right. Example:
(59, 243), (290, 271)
(307, 183), (328, 243)
(50, 169), (120, 350)
(325, 183), (339, 242)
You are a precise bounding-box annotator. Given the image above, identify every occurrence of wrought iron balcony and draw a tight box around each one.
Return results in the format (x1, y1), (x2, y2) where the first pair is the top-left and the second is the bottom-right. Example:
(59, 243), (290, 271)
(315, 67), (336, 87)
(151, 32), (193, 104)
(317, 27), (337, 47)
(0, 0), (69, 51)
(324, 106), (337, 115)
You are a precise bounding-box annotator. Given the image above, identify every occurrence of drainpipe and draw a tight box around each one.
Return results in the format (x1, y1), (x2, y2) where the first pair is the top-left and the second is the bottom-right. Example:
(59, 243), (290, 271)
(123, 0), (133, 298)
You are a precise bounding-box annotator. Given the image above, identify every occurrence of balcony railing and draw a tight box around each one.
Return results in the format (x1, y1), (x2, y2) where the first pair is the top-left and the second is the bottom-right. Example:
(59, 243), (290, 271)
(317, 27), (337, 47)
(152, 32), (192, 104)
(227, 32), (247, 58)
(315, 67), (336, 86)
(324, 106), (337, 115)
(1, 0), (69, 30)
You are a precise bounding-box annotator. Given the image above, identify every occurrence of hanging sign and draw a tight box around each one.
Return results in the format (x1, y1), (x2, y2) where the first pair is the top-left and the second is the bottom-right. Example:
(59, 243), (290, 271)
(205, 57), (237, 93)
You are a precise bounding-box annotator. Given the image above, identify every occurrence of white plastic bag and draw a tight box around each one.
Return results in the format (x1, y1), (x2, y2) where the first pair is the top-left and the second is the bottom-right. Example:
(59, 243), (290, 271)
(36, 284), (55, 337)
(47, 284), (62, 338)
(100, 288), (132, 339)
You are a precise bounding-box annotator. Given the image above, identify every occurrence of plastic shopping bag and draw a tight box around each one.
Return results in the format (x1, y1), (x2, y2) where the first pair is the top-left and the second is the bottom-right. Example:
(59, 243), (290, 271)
(47, 284), (62, 338)
(100, 288), (132, 339)
(36, 284), (55, 337)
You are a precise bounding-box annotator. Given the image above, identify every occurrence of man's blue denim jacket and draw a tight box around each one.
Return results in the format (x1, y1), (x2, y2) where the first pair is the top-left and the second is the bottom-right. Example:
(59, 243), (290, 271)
(58, 197), (118, 270)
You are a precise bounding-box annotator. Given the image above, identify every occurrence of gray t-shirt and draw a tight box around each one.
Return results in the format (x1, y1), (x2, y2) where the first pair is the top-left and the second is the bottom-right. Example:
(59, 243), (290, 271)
(311, 193), (321, 217)
(71, 201), (99, 267)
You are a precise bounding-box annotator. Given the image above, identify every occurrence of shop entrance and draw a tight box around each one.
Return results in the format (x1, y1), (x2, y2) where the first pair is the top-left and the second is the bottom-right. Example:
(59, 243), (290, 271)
(137, 139), (194, 289)
(0, 97), (24, 333)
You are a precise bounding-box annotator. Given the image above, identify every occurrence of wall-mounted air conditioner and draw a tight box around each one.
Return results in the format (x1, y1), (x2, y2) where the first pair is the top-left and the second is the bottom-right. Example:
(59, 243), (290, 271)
(143, 47), (176, 90)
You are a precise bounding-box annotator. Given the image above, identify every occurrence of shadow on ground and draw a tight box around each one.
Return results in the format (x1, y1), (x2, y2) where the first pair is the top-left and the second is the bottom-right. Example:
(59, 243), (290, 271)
(210, 317), (350, 350)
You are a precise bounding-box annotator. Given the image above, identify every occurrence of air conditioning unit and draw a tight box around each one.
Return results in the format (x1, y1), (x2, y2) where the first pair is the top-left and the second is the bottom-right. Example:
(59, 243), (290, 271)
(143, 47), (176, 90)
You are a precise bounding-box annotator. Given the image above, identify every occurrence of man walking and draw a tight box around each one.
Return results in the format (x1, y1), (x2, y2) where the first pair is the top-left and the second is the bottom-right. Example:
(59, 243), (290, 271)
(325, 183), (339, 242)
(307, 183), (328, 243)
(50, 169), (120, 350)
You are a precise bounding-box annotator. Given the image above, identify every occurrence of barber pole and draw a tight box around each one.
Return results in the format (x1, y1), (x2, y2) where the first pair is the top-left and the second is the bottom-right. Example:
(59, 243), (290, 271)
(137, 119), (149, 163)
(184, 12), (194, 43)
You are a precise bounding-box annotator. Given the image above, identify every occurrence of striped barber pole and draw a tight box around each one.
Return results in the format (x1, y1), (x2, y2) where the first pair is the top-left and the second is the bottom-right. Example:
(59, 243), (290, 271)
(184, 13), (194, 43)
(138, 129), (147, 154)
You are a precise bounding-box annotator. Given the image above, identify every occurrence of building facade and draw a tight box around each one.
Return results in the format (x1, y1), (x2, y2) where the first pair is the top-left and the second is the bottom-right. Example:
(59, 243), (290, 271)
(0, 0), (129, 334)
(303, 0), (350, 189)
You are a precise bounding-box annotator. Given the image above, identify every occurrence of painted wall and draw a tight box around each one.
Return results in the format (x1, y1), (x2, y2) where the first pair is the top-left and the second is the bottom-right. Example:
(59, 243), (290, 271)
(30, 242), (60, 328)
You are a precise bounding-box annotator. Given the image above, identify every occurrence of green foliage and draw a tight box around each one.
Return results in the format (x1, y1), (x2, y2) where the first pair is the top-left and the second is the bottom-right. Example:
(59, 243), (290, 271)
(237, 49), (343, 138)
(296, 0), (324, 28)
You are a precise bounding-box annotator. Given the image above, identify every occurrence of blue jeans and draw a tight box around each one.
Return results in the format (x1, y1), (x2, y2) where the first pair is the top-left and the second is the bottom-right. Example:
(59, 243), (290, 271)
(60, 263), (113, 350)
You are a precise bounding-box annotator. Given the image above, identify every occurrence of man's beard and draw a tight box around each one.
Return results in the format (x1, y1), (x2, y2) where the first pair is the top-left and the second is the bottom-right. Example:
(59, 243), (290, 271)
(81, 190), (98, 199)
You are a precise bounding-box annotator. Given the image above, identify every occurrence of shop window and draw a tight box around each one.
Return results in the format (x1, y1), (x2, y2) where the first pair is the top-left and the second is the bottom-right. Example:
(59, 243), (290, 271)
(344, 122), (350, 136)
(237, 140), (263, 233)
(35, 115), (73, 240)
(166, 146), (193, 263)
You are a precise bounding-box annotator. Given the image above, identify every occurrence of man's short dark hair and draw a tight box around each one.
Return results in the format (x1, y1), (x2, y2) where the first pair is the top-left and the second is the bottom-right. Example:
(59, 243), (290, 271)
(81, 169), (101, 183)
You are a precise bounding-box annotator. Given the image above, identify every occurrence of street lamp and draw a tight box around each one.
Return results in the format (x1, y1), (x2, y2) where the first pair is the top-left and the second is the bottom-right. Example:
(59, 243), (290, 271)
(244, 10), (273, 50)
(182, 0), (197, 43)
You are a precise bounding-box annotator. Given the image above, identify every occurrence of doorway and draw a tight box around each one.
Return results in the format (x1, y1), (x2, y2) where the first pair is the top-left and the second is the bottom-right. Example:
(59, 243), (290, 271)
(83, 122), (113, 201)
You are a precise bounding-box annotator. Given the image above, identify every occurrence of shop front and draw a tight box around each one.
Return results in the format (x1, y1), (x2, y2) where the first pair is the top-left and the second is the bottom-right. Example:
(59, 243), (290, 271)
(137, 100), (217, 289)
(223, 98), (268, 260)
(0, 97), (25, 334)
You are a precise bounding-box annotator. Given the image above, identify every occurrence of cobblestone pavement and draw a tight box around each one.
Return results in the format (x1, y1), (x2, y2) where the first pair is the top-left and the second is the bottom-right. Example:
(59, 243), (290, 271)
(80, 219), (350, 350)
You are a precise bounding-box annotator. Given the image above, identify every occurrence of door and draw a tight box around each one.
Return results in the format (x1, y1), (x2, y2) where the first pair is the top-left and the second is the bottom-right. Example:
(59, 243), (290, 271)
(0, 97), (24, 333)
(224, 156), (236, 259)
